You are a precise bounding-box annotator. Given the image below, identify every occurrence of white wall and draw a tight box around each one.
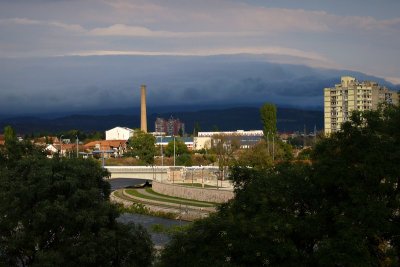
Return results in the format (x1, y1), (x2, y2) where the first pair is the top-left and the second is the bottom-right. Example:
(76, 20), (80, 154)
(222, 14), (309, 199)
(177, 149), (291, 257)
(193, 137), (212, 150)
(105, 127), (134, 140)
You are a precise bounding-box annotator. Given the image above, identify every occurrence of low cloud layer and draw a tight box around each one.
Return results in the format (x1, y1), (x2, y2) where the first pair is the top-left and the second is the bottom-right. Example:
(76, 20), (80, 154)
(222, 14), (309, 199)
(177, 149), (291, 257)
(0, 55), (395, 115)
(0, 0), (399, 115)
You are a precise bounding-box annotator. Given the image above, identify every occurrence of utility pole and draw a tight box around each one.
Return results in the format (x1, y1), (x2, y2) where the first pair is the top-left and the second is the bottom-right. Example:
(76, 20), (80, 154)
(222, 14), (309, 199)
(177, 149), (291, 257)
(303, 124), (306, 148)
(59, 135), (63, 157)
(160, 135), (164, 166)
(76, 135), (79, 158)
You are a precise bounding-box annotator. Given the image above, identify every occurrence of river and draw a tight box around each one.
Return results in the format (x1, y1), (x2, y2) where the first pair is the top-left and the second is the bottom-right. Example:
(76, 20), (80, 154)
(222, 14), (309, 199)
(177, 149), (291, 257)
(109, 178), (189, 246)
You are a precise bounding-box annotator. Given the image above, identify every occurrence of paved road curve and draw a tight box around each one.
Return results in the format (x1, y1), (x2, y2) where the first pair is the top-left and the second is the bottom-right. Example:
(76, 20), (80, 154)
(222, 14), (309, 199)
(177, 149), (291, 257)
(107, 178), (150, 190)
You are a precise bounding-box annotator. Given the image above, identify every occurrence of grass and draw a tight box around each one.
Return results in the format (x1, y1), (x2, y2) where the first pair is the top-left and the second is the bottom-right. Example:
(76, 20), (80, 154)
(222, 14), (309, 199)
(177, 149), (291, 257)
(150, 223), (192, 235)
(113, 193), (176, 219)
(145, 188), (218, 205)
(125, 189), (215, 207)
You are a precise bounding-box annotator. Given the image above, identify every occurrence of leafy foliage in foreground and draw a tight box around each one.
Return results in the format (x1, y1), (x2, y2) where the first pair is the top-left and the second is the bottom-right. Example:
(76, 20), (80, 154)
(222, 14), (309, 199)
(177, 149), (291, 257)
(0, 139), (154, 266)
(116, 202), (176, 220)
(158, 104), (400, 266)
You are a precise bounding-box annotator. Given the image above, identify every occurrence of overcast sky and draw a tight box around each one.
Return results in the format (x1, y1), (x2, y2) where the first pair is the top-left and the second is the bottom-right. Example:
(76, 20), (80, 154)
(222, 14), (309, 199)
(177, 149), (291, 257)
(1, 0), (399, 81)
(0, 0), (399, 115)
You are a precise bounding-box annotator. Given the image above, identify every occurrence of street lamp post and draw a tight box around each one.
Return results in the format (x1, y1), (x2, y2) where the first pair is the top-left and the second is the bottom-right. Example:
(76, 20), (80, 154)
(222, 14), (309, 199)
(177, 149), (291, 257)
(272, 134), (275, 161)
(160, 135), (164, 166)
(59, 135), (64, 157)
(76, 135), (79, 158)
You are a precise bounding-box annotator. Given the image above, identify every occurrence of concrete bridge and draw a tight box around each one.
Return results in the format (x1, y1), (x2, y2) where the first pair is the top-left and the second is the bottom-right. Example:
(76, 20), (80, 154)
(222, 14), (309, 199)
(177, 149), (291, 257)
(105, 166), (167, 180)
(104, 166), (222, 181)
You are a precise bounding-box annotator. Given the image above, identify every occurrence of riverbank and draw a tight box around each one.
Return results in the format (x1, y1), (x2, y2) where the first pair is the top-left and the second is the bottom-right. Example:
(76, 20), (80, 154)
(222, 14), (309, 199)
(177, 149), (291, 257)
(117, 213), (189, 248)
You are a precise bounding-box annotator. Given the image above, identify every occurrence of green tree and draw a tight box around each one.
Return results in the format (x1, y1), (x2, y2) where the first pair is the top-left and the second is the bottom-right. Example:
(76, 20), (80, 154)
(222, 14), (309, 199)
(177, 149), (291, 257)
(126, 129), (156, 165)
(4, 125), (17, 145)
(260, 103), (277, 138)
(159, 162), (316, 266)
(0, 141), (154, 266)
(159, 104), (400, 266)
(236, 140), (273, 170)
(193, 122), (201, 137)
(176, 153), (192, 166)
(211, 134), (238, 181)
(165, 138), (189, 157)
(164, 138), (192, 166)
(178, 127), (184, 137)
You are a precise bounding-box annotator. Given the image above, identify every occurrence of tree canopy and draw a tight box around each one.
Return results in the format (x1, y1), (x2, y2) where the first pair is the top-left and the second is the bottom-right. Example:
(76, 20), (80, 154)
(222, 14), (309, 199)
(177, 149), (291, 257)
(126, 129), (156, 165)
(260, 103), (277, 138)
(159, 104), (400, 266)
(164, 138), (191, 166)
(4, 125), (17, 145)
(164, 138), (189, 157)
(0, 135), (154, 266)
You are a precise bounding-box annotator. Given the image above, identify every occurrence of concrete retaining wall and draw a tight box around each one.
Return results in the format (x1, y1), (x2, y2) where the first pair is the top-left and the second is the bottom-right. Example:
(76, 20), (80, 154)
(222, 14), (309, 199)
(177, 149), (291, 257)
(152, 181), (234, 203)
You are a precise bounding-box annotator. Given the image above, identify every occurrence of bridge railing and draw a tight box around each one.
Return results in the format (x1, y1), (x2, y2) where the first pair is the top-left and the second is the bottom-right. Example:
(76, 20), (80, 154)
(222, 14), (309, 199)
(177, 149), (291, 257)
(104, 166), (224, 181)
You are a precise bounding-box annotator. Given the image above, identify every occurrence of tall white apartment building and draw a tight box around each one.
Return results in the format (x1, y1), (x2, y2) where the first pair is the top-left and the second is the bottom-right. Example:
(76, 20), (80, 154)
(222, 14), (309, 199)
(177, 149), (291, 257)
(324, 76), (399, 134)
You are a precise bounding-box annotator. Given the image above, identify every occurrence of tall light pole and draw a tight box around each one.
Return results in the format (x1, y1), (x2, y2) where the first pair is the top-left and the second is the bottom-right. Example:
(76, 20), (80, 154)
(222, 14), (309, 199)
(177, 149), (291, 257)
(272, 134), (275, 161)
(59, 135), (64, 157)
(160, 135), (164, 166)
(76, 135), (79, 158)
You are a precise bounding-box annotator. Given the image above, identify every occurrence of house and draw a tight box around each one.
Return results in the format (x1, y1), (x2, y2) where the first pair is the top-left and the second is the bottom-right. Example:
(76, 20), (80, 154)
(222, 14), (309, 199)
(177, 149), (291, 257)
(44, 144), (59, 158)
(34, 136), (59, 146)
(105, 127), (134, 141)
(84, 140), (128, 158)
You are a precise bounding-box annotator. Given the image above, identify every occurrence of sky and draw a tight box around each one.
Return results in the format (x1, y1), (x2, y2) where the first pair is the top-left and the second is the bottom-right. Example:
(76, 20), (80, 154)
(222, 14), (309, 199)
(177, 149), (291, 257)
(0, 0), (399, 114)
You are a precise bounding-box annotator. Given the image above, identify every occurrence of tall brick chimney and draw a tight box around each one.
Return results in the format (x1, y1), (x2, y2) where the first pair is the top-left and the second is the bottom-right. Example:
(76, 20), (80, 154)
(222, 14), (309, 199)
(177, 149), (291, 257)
(140, 85), (147, 133)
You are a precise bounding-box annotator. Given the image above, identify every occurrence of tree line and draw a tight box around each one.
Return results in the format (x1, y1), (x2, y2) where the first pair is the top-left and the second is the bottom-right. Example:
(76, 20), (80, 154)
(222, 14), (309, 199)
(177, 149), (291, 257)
(158, 103), (400, 266)
(0, 133), (154, 266)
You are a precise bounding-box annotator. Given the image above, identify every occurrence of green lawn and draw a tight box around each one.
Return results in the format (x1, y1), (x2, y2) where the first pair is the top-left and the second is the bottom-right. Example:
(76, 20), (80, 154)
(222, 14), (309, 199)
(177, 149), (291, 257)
(125, 189), (215, 207)
(145, 188), (218, 205)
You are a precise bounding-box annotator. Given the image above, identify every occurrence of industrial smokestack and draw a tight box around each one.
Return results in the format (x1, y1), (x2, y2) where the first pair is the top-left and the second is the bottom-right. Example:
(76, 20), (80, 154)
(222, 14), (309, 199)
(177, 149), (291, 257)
(140, 85), (147, 133)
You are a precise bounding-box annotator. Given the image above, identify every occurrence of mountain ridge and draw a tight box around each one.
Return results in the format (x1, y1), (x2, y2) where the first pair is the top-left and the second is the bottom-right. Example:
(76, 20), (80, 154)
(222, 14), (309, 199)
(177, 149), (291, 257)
(0, 106), (323, 135)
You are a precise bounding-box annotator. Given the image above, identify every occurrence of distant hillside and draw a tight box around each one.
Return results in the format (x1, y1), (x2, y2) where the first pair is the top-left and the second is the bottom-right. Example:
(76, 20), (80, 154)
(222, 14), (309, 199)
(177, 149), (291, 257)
(0, 106), (323, 135)
(153, 107), (322, 133)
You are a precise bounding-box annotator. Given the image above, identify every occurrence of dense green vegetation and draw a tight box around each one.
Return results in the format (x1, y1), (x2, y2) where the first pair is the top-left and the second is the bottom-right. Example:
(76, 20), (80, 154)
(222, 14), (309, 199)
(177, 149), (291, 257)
(114, 201), (176, 220)
(260, 103), (277, 137)
(126, 129), (156, 165)
(158, 104), (400, 266)
(0, 134), (154, 266)
(164, 138), (192, 166)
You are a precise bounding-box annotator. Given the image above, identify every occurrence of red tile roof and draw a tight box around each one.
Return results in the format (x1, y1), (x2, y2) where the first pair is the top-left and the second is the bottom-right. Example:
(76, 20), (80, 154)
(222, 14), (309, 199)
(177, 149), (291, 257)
(84, 140), (127, 150)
